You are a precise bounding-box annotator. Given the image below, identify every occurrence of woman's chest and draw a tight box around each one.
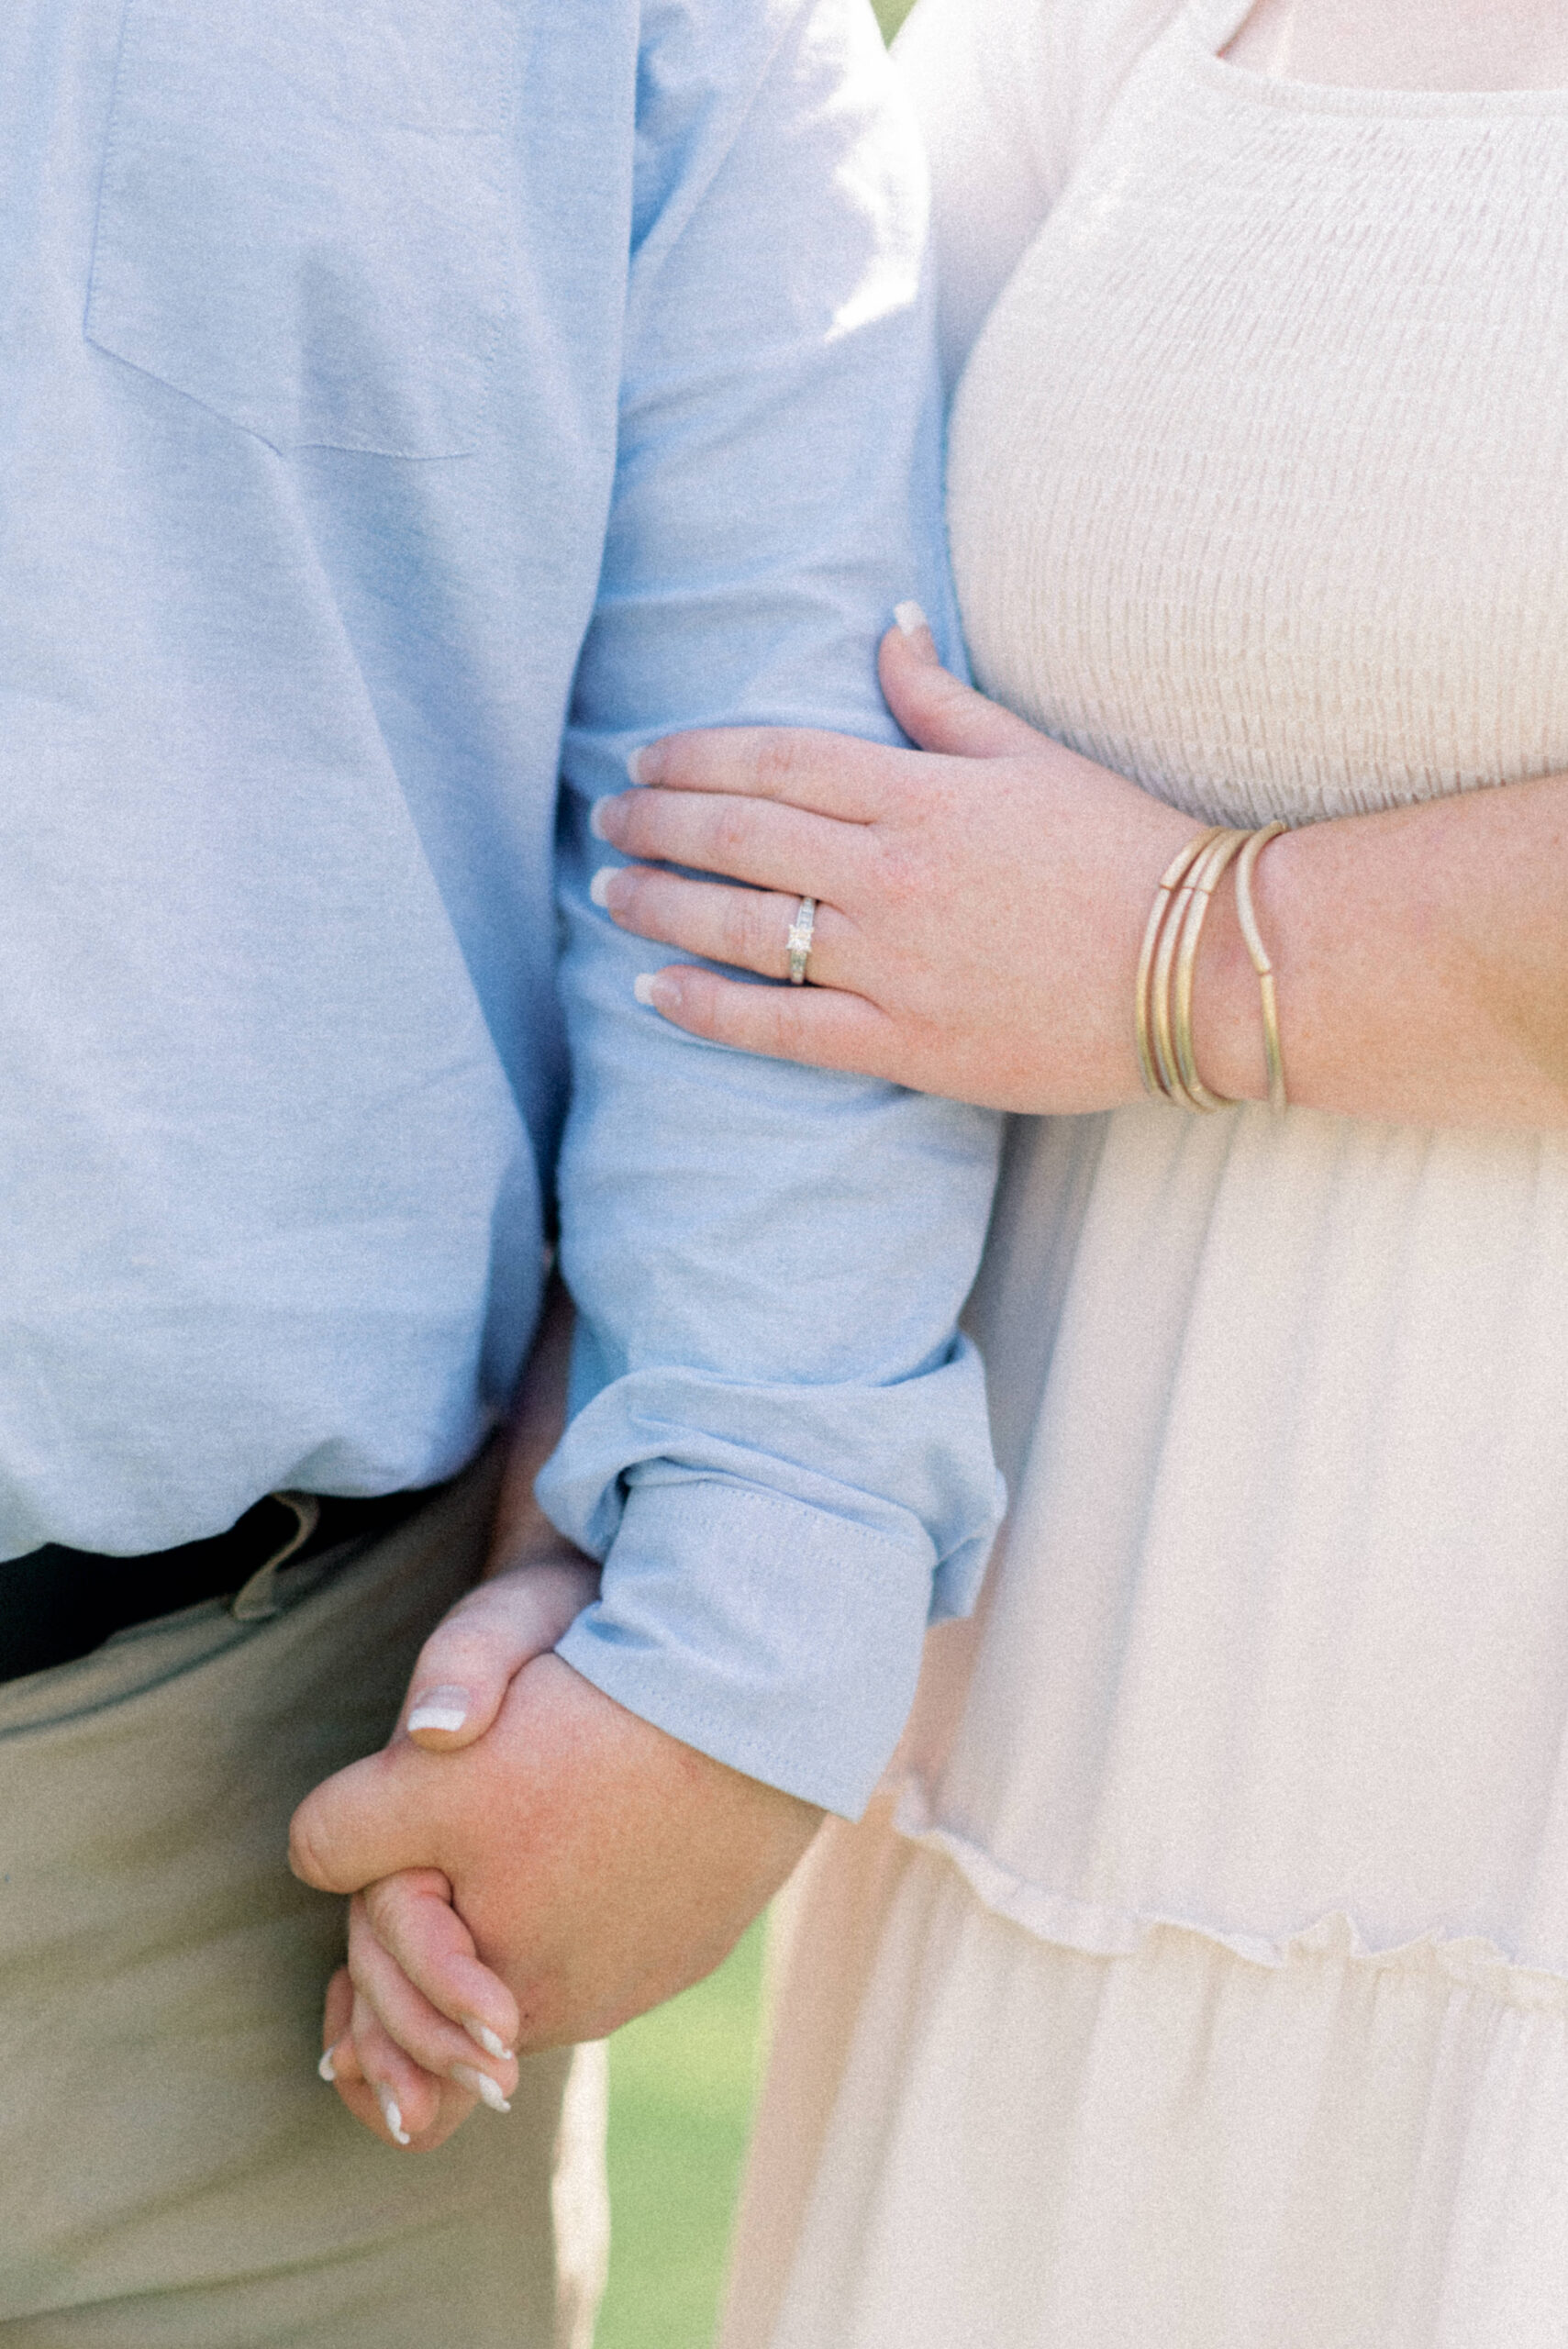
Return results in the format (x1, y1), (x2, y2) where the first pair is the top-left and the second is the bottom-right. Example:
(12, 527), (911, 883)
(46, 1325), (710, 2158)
(1225, 0), (1568, 94)
(947, 62), (1568, 826)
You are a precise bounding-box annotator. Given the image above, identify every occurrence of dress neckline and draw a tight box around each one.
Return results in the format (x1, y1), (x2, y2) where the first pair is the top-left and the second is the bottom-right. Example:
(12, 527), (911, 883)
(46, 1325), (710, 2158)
(1180, 0), (1568, 118)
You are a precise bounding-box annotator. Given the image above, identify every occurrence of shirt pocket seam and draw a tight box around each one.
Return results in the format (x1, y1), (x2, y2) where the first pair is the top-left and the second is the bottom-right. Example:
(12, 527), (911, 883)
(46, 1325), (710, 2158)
(83, 0), (518, 459)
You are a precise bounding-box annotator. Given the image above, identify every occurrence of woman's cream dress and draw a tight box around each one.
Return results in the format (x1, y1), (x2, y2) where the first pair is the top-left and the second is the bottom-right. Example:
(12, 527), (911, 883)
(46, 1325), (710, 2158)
(720, 2), (1568, 2343)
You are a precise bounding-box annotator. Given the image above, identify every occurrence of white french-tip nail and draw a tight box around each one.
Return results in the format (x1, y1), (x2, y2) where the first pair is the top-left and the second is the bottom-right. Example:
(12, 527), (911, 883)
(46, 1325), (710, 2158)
(462, 2017), (516, 2062)
(894, 598), (929, 637)
(453, 2063), (513, 2114)
(588, 797), (612, 840)
(407, 1688), (469, 1735)
(588, 867), (614, 908)
(627, 746), (651, 785)
(317, 2043), (339, 2083)
(375, 2085), (411, 2146)
(632, 974), (659, 1007)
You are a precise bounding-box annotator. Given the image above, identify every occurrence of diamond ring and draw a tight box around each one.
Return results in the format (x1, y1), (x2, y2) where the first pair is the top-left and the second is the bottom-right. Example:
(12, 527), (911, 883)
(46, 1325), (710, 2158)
(785, 896), (817, 985)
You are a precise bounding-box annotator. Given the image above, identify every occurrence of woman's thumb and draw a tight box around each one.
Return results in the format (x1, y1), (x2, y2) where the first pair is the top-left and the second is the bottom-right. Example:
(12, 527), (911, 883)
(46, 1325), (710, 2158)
(402, 1610), (521, 1751)
(880, 606), (1042, 760)
(401, 1557), (599, 1752)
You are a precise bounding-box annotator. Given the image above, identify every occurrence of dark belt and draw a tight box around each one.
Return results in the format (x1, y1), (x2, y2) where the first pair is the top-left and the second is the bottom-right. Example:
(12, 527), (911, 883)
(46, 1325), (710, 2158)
(0, 1488), (426, 1686)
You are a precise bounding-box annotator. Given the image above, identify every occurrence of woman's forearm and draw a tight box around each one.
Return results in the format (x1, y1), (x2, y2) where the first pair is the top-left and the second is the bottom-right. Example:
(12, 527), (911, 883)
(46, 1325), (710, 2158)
(596, 625), (1568, 1134)
(1191, 770), (1568, 1128)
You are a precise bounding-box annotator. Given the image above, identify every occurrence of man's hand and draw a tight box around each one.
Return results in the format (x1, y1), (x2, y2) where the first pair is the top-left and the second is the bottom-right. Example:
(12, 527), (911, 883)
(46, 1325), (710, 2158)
(303, 1547), (600, 2151)
(289, 1651), (823, 2148)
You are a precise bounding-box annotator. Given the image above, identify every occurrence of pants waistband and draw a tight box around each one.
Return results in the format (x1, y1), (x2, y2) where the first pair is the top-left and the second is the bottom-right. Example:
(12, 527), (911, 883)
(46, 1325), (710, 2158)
(0, 1488), (428, 1686)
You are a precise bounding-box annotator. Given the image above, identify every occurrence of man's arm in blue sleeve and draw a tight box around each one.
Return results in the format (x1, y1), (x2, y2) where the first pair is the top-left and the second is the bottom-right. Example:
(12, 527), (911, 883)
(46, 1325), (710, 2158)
(539, 0), (1005, 1820)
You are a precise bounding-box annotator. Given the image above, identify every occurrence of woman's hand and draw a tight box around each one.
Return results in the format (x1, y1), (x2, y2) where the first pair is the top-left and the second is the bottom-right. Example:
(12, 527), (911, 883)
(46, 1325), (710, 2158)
(314, 1275), (604, 2152)
(593, 609), (1568, 1131)
(300, 1649), (822, 2153)
(315, 1546), (602, 2150)
(591, 610), (1196, 1115)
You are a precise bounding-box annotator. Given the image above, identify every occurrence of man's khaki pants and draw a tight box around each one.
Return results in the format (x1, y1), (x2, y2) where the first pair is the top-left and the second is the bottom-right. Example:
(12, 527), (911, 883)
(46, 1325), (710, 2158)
(0, 1453), (608, 2347)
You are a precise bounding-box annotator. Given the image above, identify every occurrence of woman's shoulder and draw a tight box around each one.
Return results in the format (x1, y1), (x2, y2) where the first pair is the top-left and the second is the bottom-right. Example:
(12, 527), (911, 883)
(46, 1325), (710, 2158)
(896, 0), (1188, 196)
(896, 0), (1187, 381)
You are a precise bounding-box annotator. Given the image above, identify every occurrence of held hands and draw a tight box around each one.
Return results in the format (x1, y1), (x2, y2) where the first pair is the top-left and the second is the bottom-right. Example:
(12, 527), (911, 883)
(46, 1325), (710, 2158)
(297, 1550), (598, 2149)
(589, 612), (1247, 1115)
(291, 1276), (821, 2154)
(292, 1642), (822, 2151)
(289, 1276), (595, 2149)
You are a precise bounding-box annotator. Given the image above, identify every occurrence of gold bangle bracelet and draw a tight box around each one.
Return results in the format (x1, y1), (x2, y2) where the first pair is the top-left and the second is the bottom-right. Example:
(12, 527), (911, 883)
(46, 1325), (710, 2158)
(1172, 829), (1249, 1111)
(1134, 828), (1225, 1101)
(1234, 819), (1290, 1113)
(1151, 830), (1239, 1105)
(1135, 819), (1291, 1112)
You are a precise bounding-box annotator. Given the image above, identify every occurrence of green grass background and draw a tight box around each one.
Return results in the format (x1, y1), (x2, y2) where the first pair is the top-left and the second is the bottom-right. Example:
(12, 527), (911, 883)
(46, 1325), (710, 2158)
(596, 1918), (768, 2349)
(597, 6), (917, 2344)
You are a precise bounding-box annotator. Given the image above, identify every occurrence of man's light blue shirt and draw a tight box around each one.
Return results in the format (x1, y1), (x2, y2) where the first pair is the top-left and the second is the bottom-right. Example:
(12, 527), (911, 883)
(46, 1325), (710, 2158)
(2, 0), (1003, 1815)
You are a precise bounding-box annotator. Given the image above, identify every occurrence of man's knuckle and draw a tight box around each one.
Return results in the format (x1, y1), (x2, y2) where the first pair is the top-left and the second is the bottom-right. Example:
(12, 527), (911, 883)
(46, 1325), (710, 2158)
(288, 1809), (333, 1887)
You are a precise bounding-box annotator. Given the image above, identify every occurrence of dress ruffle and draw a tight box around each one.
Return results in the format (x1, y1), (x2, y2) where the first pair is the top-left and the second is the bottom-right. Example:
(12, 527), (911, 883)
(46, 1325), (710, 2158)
(894, 1776), (1568, 2013)
(728, 1812), (1568, 2349)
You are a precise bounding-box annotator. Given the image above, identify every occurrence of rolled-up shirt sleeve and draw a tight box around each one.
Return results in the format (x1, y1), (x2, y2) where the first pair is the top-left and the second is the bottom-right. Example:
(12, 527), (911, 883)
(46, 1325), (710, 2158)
(539, 0), (1005, 1819)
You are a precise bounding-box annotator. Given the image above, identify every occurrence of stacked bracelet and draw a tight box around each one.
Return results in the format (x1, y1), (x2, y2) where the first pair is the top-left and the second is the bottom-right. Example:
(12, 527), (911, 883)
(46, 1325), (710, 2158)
(1136, 819), (1290, 1112)
(1234, 821), (1289, 1115)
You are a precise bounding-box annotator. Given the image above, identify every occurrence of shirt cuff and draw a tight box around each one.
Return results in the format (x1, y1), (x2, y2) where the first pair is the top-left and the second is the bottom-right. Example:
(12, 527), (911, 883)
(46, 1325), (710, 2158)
(553, 1475), (939, 1819)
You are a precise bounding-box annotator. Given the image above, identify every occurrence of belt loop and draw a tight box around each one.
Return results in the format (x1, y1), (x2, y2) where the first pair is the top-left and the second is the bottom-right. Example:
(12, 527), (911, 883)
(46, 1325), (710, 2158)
(230, 1493), (321, 1622)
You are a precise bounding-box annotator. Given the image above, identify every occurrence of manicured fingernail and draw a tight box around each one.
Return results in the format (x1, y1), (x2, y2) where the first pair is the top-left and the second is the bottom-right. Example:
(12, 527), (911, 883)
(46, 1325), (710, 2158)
(589, 867), (615, 908)
(632, 973), (668, 1008)
(462, 2017), (516, 2062)
(317, 2042), (339, 2083)
(408, 1687), (469, 1735)
(375, 2084), (411, 2146)
(589, 798), (612, 840)
(452, 2063), (513, 2114)
(627, 746), (652, 785)
(894, 599), (929, 636)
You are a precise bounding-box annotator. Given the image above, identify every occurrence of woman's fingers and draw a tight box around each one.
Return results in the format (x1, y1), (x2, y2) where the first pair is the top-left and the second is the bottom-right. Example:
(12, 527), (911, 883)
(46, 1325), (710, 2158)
(322, 1967), (454, 2145)
(323, 1910), (517, 2154)
(876, 620), (1043, 761)
(346, 1987), (458, 2146)
(594, 785), (860, 901)
(347, 1892), (517, 2115)
(319, 1964), (358, 2081)
(628, 724), (909, 820)
(356, 1873), (521, 2059)
(351, 1991), (439, 2145)
(637, 963), (900, 1077)
(595, 866), (857, 987)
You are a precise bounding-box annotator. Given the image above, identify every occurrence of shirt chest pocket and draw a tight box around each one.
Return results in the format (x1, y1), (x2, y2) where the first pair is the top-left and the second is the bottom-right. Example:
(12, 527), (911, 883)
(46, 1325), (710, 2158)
(86, 0), (518, 457)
